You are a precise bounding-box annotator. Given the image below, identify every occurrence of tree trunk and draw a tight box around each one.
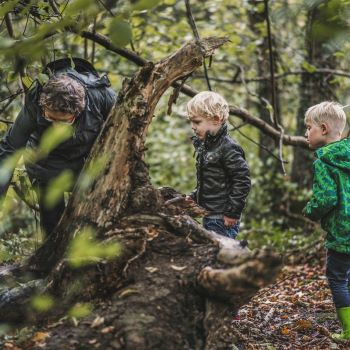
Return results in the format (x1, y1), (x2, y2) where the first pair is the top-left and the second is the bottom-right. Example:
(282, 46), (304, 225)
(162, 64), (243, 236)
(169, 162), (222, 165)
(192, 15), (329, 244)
(291, 5), (338, 188)
(0, 38), (282, 349)
(247, 0), (281, 167)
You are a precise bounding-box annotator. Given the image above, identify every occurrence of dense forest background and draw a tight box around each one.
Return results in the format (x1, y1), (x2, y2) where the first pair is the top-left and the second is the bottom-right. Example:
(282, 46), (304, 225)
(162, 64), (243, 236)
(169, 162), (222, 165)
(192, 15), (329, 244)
(0, 1), (349, 349)
(1, 0), (349, 261)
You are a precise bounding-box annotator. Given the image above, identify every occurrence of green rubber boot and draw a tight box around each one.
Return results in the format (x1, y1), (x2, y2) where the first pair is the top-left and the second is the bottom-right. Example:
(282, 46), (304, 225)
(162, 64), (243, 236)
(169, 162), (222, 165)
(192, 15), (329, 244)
(332, 307), (350, 340)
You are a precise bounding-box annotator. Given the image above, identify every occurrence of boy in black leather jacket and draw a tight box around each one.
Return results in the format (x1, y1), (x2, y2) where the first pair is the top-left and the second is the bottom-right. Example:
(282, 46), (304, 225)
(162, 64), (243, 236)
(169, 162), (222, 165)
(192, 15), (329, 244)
(186, 91), (251, 238)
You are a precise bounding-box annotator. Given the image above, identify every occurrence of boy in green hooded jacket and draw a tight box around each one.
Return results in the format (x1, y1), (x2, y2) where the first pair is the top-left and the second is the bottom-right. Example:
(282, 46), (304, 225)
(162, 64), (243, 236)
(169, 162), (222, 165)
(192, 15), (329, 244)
(303, 101), (350, 340)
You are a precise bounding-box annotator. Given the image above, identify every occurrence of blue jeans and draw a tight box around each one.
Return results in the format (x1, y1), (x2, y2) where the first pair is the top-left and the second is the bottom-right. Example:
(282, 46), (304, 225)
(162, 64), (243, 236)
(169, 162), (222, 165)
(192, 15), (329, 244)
(326, 249), (350, 308)
(203, 217), (239, 239)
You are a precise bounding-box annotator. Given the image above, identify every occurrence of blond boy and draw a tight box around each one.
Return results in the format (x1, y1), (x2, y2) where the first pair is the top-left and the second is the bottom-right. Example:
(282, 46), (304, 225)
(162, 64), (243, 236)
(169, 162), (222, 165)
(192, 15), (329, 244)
(186, 91), (251, 238)
(303, 101), (350, 340)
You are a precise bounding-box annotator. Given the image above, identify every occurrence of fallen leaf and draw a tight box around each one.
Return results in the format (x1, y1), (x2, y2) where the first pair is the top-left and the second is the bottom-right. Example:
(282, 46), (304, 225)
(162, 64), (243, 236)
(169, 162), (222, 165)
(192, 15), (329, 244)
(280, 326), (290, 335)
(101, 326), (115, 333)
(145, 267), (158, 273)
(118, 288), (139, 298)
(91, 316), (104, 328)
(32, 332), (50, 343)
(170, 265), (187, 271)
(296, 319), (312, 331)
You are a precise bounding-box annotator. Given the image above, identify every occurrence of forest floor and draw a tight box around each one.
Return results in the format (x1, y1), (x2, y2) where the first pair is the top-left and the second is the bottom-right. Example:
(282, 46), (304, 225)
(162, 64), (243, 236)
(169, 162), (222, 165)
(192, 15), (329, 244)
(233, 252), (350, 350)
(1, 249), (349, 350)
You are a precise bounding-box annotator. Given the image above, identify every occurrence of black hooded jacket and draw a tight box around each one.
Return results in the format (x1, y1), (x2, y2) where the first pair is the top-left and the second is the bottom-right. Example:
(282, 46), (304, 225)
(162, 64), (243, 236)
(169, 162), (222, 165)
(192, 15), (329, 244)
(0, 58), (116, 193)
(191, 124), (251, 219)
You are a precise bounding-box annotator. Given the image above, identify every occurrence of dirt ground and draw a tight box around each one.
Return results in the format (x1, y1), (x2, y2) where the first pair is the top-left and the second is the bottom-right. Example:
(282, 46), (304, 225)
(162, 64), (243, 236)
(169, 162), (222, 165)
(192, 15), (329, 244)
(1, 253), (349, 350)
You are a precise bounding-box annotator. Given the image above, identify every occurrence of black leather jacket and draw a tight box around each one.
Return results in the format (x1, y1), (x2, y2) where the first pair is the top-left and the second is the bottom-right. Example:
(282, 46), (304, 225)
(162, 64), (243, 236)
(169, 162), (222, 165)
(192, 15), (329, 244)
(0, 58), (116, 193)
(190, 124), (251, 219)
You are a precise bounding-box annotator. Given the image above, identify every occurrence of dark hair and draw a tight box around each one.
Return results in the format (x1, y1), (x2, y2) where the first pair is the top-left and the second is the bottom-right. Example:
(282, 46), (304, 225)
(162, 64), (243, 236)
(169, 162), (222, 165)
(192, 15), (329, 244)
(39, 74), (86, 115)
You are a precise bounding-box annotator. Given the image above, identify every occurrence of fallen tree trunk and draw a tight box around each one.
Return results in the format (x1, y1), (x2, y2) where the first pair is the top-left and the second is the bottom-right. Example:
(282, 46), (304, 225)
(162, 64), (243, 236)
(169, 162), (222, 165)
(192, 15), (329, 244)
(0, 38), (282, 349)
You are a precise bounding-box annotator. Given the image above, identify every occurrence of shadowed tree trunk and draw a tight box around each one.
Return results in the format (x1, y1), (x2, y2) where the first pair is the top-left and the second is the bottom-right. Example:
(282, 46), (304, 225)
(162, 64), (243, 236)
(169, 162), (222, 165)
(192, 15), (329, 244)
(0, 38), (282, 349)
(291, 5), (338, 188)
(247, 0), (281, 167)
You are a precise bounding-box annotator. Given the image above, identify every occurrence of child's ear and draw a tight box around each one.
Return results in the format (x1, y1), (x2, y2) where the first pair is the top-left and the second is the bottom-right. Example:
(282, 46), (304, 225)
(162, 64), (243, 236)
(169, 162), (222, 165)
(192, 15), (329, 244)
(320, 123), (329, 135)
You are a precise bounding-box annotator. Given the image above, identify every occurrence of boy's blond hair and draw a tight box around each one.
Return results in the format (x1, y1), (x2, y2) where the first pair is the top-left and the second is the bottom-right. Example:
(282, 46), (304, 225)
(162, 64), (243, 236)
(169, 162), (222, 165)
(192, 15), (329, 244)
(305, 101), (346, 135)
(187, 91), (229, 121)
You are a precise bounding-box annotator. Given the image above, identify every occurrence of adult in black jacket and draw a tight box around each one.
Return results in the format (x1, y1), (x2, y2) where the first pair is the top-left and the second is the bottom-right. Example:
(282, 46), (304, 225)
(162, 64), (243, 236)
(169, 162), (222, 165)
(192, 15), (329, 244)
(0, 58), (117, 236)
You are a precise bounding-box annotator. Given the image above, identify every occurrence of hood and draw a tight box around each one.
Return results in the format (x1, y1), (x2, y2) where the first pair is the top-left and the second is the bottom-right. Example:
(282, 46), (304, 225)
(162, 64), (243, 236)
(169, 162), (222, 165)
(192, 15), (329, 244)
(43, 57), (111, 88)
(316, 138), (350, 172)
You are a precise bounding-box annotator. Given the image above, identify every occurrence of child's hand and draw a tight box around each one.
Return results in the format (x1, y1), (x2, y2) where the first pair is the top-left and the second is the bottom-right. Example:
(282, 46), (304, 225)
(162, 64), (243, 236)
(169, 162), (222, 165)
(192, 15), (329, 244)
(223, 216), (238, 227)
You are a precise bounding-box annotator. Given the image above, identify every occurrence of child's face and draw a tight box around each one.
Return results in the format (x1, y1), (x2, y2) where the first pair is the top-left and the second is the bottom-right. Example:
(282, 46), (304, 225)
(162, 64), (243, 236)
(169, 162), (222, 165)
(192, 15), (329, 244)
(189, 115), (222, 140)
(305, 121), (327, 149)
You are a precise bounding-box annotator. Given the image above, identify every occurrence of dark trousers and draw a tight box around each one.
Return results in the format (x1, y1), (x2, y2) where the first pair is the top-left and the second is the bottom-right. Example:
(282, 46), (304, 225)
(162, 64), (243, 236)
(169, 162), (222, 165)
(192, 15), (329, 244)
(326, 249), (350, 308)
(29, 177), (67, 237)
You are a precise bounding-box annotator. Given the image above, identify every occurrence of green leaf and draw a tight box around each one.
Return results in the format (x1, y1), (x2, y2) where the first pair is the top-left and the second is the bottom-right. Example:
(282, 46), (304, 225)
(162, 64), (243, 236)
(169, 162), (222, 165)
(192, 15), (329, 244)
(68, 227), (121, 268)
(37, 73), (49, 85)
(108, 18), (133, 47)
(76, 155), (110, 193)
(0, 149), (23, 185)
(44, 170), (74, 209)
(65, 0), (95, 16)
(132, 0), (161, 11)
(38, 124), (74, 157)
(31, 295), (55, 312)
(21, 75), (33, 89)
(302, 61), (317, 73)
(0, 0), (17, 18)
(68, 303), (92, 319)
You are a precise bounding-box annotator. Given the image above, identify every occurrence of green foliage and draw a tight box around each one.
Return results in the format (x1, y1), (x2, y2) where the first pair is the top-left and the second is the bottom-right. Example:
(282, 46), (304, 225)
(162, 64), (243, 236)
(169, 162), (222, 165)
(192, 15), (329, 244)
(31, 294), (55, 312)
(44, 170), (74, 209)
(76, 155), (110, 194)
(1, 0), (350, 261)
(68, 303), (92, 319)
(107, 18), (133, 48)
(67, 227), (121, 268)
(132, 0), (161, 11)
(38, 124), (74, 157)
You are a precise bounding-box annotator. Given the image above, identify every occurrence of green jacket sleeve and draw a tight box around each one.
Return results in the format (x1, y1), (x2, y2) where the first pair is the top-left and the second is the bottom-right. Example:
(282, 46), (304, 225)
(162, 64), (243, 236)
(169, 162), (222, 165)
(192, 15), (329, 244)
(303, 160), (338, 221)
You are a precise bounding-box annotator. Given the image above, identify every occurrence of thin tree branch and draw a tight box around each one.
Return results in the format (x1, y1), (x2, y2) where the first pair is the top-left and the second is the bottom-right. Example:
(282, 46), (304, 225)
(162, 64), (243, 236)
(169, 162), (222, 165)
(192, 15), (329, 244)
(48, 0), (61, 16)
(4, 12), (14, 37)
(11, 182), (39, 212)
(184, 0), (211, 90)
(91, 17), (96, 65)
(194, 68), (350, 84)
(96, 0), (115, 16)
(230, 118), (288, 164)
(76, 30), (308, 148)
(264, 0), (279, 128)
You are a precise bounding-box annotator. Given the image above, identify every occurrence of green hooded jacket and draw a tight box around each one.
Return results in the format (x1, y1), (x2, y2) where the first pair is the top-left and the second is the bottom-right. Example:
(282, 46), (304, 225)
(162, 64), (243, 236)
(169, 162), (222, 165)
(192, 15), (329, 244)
(303, 138), (350, 253)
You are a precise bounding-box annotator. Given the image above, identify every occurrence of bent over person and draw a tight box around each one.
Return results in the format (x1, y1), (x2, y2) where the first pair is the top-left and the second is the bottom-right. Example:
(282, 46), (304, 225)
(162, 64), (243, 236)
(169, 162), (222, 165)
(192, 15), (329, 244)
(0, 58), (117, 236)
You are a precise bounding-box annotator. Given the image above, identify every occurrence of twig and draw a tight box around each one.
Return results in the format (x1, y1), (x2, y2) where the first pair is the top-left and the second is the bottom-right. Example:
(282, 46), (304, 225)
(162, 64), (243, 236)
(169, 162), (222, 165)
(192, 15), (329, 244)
(230, 118), (288, 164)
(264, 0), (279, 128)
(184, 0), (211, 90)
(48, 0), (61, 16)
(4, 12), (14, 37)
(96, 0), (114, 16)
(11, 182), (39, 212)
(91, 17), (96, 65)
(194, 68), (350, 83)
